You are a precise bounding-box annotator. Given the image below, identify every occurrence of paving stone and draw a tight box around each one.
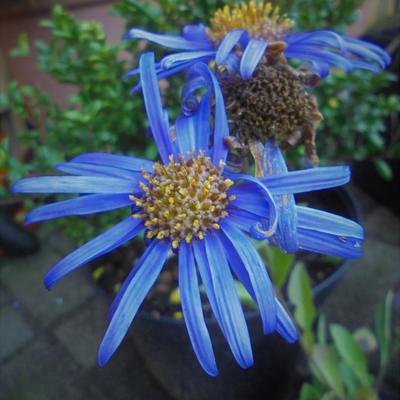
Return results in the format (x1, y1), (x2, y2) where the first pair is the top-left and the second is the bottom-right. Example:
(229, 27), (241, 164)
(0, 246), (96, 326)
(55, 296), (109, 369)
(0, 336), (82, 400)
(364, 206), (400, 245)
(321, 237), (400, 330)
(81, 337), (169, 400)
(0, 304), (34, 361)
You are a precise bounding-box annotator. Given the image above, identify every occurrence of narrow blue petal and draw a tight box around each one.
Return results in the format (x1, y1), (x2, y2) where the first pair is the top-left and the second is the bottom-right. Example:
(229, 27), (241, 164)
(240, 38), (268, 80)
(179, 243), (218, 376)
(223, 53), (241, 73)
(187, 63), (229, 165)
(225, 208), (260, 233)
(263, 140), (298, 253)
(161, 51), (215, 70)
(175, 114), (196, 155)
(310, 61), (330, 78)
(229, 191), (270, 217)
(285, 46), (353, 71)
(55, 162), (138, 180)
(297, 206), (363, 239)
(182, 24), (212, 45)
(98, 240), (170, 367)
(219, 224), (276, 334)
(215, 30), (245, 65)
(26, 194), (132, 224)
(297, 228), (363, 259)
(260, 166), (350, 195)
(44, 217), (144, 289)
(131, 59), (199, 95)
(71, 153), (153, 172)
(195, 91), (211, 152)
(124, 28), (212, 50)
(343, 36), (390, 65)
(285, 30), (346, 50)
(193, 237), (253, 368)
(229, 173), (277, 237)
(12, 176), (137, 194)
(140, 52), (175, 163)
(218, 232), (298, 343)
(275, 300), (298, 343)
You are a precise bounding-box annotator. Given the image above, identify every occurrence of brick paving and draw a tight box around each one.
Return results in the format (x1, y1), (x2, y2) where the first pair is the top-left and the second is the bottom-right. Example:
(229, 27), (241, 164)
(0, 185), (399, 399)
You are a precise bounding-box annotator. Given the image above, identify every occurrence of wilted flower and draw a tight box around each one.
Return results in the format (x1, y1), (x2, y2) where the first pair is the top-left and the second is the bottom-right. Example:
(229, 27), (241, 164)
(125, 1), (389, 165)
(125, 0), (390, 85)
(13, 53), (363, 375)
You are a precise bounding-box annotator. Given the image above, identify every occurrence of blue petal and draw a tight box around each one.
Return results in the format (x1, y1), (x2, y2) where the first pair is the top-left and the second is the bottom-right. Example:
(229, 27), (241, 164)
(263, 140), (298, 253)
(26, 194), (133, 224)
(187, 63), (229, 165)
(175, 114), (196, 155)
(219, 224), (276, 334)
(44, 217), (144, 289)
(296, 206), (364, 258)
(131, 58), (207, 95)
(225, 208), (261, 233)
(124, 28), (212, 50)
(219, 232), (298, 343)
(261, 166), (351, 195)
(229, 173), (277, 237)
(182, 24), (212, 45)
(297, 228), (363, 258)
(55, 162), (138, 180)
(179, 243), (218, 376)
(240, 38), (268, 80)
(12, 176), (137, 194)
(296, 206), (363, 239)
(161, 51), (216, 70)
(98, 239), (170, 367)
(215, 30), (245, 65)
(195, 91), (211, 152)
(140, 52), (176, 163)
(192, 237), (253, 369)
(275, 300), (298, 343)
(285, 46), (353, 71)
(343, 36), (390, 66)
(71, 153), (153, 172)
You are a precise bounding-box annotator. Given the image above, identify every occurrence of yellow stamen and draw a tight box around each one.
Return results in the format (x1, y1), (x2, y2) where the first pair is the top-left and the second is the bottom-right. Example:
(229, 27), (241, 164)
(209, 1), (293, 43)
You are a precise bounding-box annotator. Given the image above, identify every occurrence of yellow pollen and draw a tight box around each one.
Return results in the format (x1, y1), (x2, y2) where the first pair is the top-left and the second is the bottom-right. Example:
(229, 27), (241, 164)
(209, 1), (294, 43)
(130, 151), (233, 248)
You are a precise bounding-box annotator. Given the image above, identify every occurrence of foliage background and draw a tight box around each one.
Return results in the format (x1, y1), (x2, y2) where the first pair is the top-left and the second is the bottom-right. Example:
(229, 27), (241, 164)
(2, 0), (399, 243)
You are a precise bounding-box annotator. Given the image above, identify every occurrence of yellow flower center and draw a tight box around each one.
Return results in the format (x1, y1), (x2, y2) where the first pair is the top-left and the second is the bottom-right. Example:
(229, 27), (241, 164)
(131, 152), (235, 249)
(209, 1), (293, 43)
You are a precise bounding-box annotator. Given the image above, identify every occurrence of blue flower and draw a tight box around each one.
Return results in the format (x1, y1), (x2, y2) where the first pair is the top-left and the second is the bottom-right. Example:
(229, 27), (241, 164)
(13, 53), (363, 376)
(124, 1), (390, 91)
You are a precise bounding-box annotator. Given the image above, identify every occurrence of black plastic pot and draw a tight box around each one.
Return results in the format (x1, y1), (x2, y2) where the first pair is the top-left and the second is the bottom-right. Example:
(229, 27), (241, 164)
(130, 187), (361, 400)
(131, 312), (301, 400)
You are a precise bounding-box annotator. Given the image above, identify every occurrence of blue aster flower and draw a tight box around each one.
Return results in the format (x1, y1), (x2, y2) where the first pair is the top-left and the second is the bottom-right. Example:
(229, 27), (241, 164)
(124, 0), (390, 91)
(13, 52), (362, 376)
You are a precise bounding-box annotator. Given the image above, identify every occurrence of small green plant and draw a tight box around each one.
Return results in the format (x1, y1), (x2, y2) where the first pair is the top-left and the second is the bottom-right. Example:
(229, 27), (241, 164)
(287, 264), (398, 400)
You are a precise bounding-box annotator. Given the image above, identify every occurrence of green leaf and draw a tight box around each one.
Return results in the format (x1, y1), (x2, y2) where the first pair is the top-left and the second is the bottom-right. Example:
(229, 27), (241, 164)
(317, 315), (327, 345)
(374, 290), (394, 368)
(257, 244), (294, 289)
(339, 360), (361, 397)
(288, 262), (315, 351)
(330, 324), (371, 387)
(299, 382), (324, 400)
(9, 33), (30, 57)
(311, 344), (346, 399)
(373, 159), (393, 181)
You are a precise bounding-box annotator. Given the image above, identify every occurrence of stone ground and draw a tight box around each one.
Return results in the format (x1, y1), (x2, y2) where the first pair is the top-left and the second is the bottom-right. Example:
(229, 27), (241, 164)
(0, 185), (399, 400)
